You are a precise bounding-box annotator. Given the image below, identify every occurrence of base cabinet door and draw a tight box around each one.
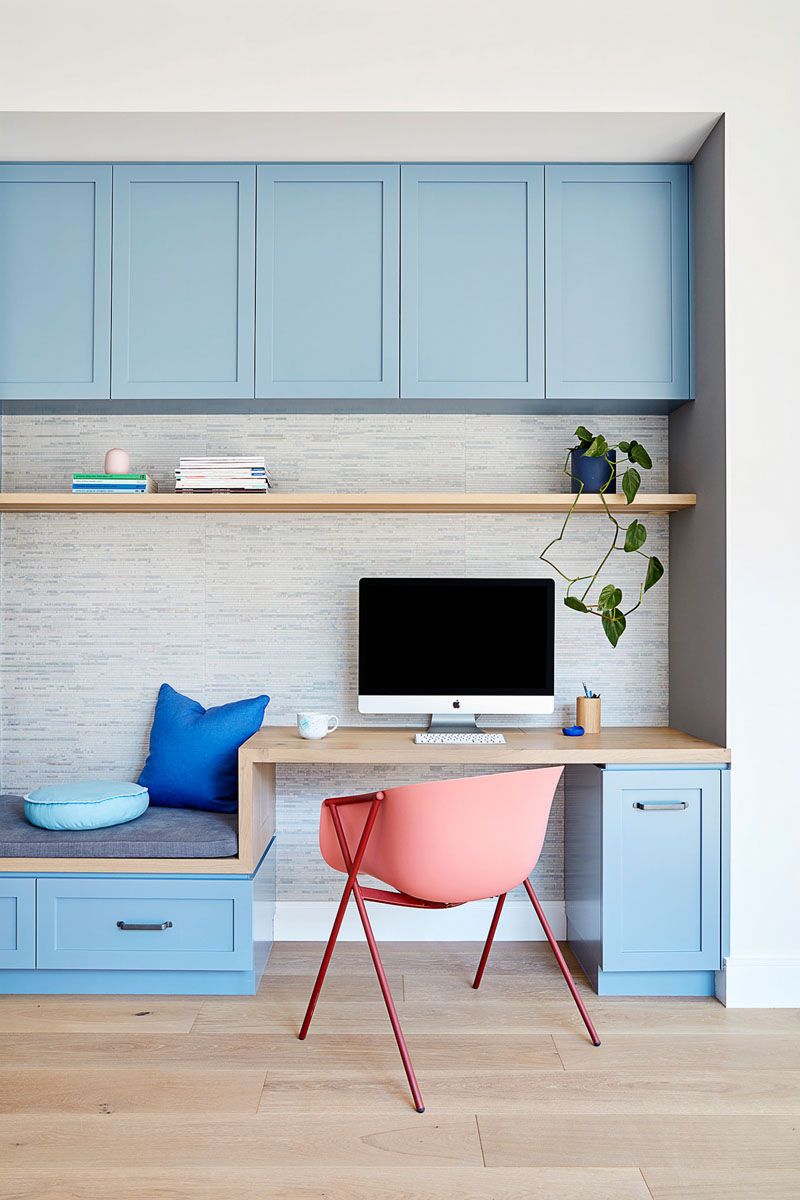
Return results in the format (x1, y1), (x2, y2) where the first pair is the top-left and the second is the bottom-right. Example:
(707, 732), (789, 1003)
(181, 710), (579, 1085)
(602, 769), (722, 972)
(0, 165), (111, 400)
(545, 164), (690, 404)
(401, 165), (544, 400)
(0, 879), (36, 968)
(111, 165), (256, 399)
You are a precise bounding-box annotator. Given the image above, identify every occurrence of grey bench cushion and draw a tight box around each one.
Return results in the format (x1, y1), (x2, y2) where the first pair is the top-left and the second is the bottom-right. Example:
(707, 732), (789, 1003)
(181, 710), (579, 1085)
(0, 795), (238, 858)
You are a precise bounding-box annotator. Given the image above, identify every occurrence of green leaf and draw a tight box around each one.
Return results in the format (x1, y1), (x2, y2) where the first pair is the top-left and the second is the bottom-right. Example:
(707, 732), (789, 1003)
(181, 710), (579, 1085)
(585, 435), (608, 458)
(630, 443), (653, 470)
(564, 595), (589, 613)
(598, 584), (622, 612)
(618, 441), (631, 453)
(624, 519), (648, 552)
(574, 425), (594, 447)
(622, 467), (641, 505)
(603, 611), (627, 648)
(644, 555), (665, 592)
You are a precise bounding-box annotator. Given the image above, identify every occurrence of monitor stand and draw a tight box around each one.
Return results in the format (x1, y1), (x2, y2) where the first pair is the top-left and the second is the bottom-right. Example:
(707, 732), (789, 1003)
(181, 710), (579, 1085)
(426, 712), (488, 735)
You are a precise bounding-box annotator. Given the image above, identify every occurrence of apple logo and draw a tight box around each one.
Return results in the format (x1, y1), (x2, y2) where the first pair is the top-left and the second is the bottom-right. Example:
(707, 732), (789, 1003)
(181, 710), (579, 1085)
(453, 700), (461, 709)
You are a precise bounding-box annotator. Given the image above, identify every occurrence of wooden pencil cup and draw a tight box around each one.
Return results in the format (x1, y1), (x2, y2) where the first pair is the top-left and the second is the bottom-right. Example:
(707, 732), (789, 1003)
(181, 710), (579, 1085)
(576, 696), (601, 734)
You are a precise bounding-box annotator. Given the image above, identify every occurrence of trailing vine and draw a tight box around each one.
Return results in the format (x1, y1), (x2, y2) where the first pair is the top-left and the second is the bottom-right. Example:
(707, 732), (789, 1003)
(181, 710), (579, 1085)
(539, 426), (665, 647)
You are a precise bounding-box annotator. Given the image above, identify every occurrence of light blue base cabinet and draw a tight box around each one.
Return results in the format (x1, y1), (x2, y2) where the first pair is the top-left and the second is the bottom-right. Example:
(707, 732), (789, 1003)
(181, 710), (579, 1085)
(565, 765), (728, 996)
(545, 164), (690, 405)
(0, 838), (274, 995)
(0, 165), (112, 400)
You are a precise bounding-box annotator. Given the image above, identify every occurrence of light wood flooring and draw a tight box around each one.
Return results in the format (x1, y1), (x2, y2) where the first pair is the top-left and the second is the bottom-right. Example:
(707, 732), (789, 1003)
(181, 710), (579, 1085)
(0, 941), (798, 1199)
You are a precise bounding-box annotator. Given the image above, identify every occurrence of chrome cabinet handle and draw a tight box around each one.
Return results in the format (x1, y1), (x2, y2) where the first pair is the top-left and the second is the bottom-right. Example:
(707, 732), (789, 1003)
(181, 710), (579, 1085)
(633, 801), (688, 811)
(116, 920), (173, 931)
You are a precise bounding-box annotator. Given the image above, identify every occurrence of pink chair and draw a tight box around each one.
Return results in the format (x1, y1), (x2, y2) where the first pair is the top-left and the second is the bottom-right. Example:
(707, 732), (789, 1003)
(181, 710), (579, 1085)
(299, 767), (600, 1112)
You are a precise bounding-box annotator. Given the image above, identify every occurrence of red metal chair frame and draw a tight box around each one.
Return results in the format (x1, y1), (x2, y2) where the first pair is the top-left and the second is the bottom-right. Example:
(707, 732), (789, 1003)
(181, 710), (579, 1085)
(299, 788), (600, 1113)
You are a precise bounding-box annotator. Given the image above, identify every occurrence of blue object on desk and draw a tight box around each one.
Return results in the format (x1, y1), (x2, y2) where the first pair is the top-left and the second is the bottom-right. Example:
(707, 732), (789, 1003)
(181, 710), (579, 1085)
(563, 725), (585, 736)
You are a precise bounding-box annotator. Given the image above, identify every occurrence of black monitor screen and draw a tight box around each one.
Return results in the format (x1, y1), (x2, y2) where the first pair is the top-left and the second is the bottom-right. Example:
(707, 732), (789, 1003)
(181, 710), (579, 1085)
(358, 578), (555, 696)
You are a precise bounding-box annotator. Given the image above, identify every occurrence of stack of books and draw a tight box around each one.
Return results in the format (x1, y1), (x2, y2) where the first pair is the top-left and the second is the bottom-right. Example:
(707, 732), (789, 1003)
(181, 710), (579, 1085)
(72, 474), (157, 494)
(174, 457), (272, 494)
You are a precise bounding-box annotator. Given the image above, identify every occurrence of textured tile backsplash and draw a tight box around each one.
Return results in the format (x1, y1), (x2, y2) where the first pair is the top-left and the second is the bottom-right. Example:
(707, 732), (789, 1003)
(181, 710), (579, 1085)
(0, 413), (668, 901)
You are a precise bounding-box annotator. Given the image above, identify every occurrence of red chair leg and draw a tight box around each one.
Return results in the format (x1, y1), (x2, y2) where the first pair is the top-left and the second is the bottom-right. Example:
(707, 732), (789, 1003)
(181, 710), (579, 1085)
(523, 877), (601, 1046)
(473, 893), (507, 989)
(351, 879), (425, 1113)
(299, 795), (383, 1041)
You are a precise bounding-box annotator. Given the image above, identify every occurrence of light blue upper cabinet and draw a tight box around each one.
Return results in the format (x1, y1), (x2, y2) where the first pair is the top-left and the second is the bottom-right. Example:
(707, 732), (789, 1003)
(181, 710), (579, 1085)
(256, 165), (399, 399)
(545, 165), (690, 404)
(112, 165), (255, 400)
(0, 165), (111, 400)
(401, 165), (544, 400)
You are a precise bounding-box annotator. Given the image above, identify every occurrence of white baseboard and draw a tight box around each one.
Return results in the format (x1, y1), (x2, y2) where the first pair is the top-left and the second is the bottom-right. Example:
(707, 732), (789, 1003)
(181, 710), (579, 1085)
(270, 898), (566, 942)
(715, 956), (800, 1007)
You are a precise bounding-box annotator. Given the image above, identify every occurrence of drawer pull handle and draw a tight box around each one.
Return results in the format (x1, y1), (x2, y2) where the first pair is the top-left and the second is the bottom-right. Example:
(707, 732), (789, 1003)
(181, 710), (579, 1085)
(116, 921), (173, 931)
(633, 801), (688, 811)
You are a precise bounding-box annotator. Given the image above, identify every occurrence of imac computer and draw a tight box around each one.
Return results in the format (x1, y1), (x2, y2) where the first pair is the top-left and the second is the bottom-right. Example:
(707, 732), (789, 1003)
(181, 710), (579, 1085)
(358, 577), (555, 740)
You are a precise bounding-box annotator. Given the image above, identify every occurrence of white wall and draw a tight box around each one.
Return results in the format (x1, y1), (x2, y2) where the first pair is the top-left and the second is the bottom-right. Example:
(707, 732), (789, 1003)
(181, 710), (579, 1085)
(2, 0), (799, 1003)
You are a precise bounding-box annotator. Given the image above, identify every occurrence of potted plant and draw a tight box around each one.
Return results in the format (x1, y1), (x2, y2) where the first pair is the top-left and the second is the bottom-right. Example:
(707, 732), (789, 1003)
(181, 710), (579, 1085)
(539, 426), (665, 647)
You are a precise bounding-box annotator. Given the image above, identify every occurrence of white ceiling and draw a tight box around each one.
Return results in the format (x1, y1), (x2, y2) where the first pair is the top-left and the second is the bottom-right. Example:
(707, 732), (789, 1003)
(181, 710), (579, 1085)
(0, 111), (722, 162)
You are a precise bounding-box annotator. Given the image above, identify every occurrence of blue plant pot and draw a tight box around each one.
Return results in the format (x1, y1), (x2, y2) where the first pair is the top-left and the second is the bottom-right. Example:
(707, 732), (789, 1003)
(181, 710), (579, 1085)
(570, 447), (616, 494)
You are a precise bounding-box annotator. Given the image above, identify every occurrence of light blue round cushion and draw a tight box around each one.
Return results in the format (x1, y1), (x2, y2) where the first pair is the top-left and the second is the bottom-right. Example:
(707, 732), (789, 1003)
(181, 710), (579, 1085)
(23, 781), (149, 831)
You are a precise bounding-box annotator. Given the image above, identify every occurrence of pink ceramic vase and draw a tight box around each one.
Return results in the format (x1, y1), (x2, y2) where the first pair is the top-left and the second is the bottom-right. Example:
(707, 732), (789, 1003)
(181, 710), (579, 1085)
(104, 448), (131, 475)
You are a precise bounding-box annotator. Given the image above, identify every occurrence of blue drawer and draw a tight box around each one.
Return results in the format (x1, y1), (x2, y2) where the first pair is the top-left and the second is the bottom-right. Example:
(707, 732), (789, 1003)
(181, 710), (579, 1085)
(36, 878), (253, 972)
(0, 880), (36, 968)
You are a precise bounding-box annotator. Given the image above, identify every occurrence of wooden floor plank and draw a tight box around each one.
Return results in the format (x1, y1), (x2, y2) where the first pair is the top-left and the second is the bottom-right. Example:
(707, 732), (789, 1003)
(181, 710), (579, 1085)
(0, 1068), (266, 1114)
(554, 1032), (800, 1071)
(0, 997), (201, 1033)
(0, 1114), (484, 1169)
(259, 1067), (800, 1116)
(198, 989), (800, 1037)
(0, 1030), (561, 1073)
(642, 1167), (800, 1200)
(0, 1166), (653, 1200)
(262, 940), (579, 977)
(477, 1114), (800, 1168)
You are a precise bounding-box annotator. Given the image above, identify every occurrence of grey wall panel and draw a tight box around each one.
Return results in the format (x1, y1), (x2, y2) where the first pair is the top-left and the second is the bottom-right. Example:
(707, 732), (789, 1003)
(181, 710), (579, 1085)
(1, 411), (669, 900)
(669, 118), (726, 745)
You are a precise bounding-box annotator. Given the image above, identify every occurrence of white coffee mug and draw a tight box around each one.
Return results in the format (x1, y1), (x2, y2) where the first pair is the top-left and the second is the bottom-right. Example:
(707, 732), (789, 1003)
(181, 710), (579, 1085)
(297, 712), (339, 739)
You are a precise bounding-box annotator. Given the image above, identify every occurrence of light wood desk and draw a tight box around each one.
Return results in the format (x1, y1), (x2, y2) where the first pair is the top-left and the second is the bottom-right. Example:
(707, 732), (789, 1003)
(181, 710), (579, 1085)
(236, 725), (730, 874)
(0, 727), (728, 876)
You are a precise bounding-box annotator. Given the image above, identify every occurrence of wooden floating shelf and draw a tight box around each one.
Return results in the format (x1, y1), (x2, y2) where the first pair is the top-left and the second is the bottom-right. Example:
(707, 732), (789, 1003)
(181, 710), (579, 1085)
(0, 492), (696, 514)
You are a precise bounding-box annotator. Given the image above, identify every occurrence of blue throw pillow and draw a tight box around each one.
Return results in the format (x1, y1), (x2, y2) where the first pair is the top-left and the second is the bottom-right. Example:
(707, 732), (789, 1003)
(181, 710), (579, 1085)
(138, 684), (269, 813)
(24, 781), (149, 831)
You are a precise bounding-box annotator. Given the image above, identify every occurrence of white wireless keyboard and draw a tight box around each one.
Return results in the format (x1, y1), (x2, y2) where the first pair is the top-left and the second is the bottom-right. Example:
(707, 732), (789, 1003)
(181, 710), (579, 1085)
(414, 732), (507, 744)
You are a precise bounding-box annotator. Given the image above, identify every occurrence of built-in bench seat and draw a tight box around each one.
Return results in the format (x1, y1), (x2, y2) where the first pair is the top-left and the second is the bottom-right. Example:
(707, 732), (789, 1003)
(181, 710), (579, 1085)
(0, 791), (274, 995)
(0, 795), (238, 858)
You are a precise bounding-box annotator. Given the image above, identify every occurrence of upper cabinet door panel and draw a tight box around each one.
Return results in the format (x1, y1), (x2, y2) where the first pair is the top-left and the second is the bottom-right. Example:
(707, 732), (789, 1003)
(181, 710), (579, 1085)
(546, 165), (690, 402)
(0, 165), (111, 400)
(256, 165), (399, 399)
(401, 165), (544, 400)
(112, 165), (255, 400)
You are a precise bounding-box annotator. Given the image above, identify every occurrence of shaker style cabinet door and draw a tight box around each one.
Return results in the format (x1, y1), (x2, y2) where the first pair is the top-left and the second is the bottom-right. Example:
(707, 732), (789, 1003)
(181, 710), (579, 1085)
(400, 165), (544, 400)
(545, 164), (690, 404)
(0, 879), (36, 969)
(256, 164), (399, 399)
(601, 769), (722, 973)
(0, 165), (111, 400)
(112, 165), (255, 399)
